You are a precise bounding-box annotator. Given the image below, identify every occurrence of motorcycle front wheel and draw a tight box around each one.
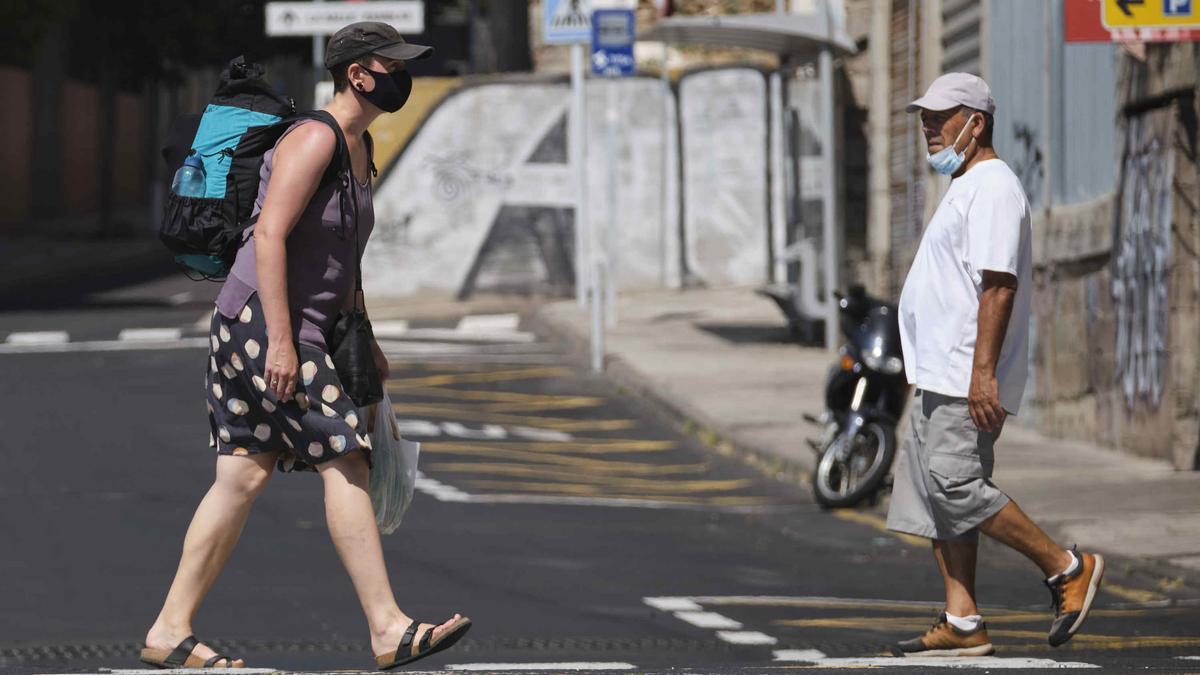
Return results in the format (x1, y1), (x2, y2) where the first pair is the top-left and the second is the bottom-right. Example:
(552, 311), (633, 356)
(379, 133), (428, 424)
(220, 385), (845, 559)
(811, 421), (896, 508)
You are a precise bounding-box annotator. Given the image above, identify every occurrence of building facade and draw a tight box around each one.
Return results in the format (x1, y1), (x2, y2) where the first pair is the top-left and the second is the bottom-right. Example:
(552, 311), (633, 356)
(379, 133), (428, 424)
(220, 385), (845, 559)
(858, 0), (1199, 469)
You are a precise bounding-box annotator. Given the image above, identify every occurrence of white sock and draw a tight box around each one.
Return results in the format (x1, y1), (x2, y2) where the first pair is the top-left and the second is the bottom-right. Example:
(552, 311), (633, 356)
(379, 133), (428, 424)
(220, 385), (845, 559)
(945, 612), (983, 631)
(1052, 550), (1081, 581)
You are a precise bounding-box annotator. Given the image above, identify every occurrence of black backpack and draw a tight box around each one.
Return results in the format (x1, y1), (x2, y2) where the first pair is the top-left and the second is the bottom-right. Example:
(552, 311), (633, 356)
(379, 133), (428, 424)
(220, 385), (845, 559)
(160, 56), (372, 279)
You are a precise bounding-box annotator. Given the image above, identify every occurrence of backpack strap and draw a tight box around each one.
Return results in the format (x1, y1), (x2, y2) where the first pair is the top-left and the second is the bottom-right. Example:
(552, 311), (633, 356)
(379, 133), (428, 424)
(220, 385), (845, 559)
(290, 110), (351, 190)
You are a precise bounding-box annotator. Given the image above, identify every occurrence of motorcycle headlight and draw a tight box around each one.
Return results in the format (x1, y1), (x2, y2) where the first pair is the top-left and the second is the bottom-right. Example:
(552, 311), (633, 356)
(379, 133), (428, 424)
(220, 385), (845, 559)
(861, 352), (904, 375)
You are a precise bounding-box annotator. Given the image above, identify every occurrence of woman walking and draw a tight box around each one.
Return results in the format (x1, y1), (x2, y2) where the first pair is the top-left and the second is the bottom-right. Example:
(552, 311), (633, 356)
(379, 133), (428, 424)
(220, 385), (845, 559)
(140, 23), (470, 670)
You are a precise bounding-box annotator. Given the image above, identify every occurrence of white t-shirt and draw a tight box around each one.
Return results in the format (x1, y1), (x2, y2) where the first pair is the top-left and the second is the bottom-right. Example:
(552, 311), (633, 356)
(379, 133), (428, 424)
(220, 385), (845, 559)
(898, 159), (1033, 414)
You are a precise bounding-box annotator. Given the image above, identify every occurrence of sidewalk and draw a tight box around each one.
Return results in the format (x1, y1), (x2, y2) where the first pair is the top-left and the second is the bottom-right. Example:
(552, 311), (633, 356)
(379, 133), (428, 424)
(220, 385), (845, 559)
(0, 232), (168, 306)
(531, 287), (1200, 584)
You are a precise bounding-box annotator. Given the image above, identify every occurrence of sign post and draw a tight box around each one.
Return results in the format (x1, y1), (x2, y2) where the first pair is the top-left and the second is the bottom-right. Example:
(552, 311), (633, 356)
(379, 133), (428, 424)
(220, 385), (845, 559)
(592, 8), (635, 332)
(543, 0), (593, 310)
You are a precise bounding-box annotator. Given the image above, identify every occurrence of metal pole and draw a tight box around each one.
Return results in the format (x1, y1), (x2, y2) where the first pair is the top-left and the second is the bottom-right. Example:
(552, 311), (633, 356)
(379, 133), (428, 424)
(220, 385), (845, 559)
(769, 69), (786, 284)
(591, 259), (607, 372)
(659, 42), (671, 288)
(571, 43), (589, 306)
(313, 0), (325, 106)
(605, 77), (618, 328)
(819, 45), (839, 353)
(867, 0), (891, 295)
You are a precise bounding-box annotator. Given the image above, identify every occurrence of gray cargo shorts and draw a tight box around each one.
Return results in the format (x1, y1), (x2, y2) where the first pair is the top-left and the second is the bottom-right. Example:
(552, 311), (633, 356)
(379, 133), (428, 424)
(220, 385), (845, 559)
(886, 389), (1011, 541)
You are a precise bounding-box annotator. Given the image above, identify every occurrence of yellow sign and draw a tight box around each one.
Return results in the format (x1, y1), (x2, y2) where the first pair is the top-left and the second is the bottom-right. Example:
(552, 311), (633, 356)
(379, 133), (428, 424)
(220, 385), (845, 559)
(1103, 0), (1200, 28)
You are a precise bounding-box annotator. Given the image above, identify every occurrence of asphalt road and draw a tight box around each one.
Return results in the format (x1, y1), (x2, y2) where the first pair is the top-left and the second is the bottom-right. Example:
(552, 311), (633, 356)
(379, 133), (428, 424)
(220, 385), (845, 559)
(1, 272), (1198, 674)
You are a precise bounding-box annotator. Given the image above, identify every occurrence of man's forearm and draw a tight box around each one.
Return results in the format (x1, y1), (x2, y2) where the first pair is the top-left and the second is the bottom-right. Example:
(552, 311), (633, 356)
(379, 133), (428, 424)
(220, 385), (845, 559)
(974, 281), (1016, 378)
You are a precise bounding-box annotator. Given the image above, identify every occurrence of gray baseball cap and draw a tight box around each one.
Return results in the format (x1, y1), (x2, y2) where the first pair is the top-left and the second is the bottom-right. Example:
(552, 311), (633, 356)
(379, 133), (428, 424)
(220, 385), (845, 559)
(906, 72), (996, 115)
(324, 21), (433, 69)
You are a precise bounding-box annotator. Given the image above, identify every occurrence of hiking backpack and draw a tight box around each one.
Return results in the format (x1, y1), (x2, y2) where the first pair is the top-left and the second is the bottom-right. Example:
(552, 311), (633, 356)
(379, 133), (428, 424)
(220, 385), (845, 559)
(160, 56), (369, 279)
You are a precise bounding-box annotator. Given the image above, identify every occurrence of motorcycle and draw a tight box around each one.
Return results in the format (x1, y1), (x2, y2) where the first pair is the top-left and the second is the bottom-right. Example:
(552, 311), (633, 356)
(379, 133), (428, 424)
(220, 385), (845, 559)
(807, 285), (909, 508)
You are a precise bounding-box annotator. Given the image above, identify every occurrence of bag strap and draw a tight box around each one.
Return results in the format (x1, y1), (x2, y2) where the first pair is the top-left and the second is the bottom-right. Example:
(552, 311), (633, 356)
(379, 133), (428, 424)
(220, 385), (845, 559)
(302, 110), (371, 311)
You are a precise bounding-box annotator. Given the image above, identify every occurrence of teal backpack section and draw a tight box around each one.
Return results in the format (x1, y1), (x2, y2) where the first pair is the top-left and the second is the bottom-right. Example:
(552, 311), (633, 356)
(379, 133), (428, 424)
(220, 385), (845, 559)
(190, 104), (285, 198)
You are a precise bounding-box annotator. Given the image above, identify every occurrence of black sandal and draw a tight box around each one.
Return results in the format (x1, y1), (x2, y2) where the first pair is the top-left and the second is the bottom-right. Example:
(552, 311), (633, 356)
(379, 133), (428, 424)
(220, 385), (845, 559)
(139, 635), (244, 669)
(375, 617), (472, 670)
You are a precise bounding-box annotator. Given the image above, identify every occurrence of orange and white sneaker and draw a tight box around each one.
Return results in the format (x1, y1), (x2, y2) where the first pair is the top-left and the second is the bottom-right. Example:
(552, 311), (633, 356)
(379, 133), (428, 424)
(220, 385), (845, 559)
(890, 613), (995, 657)
(1046, 547), (1105, 646)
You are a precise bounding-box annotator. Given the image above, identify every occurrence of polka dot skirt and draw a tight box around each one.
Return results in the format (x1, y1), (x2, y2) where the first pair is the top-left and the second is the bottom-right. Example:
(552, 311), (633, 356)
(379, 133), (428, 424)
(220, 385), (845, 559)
(205, 294), (371, 473)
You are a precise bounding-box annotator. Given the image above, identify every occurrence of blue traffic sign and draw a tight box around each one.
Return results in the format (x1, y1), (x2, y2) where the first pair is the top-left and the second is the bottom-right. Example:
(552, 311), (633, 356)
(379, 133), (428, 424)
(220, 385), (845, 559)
(544, 0), (592, 44)
(591, 9), (636, 77)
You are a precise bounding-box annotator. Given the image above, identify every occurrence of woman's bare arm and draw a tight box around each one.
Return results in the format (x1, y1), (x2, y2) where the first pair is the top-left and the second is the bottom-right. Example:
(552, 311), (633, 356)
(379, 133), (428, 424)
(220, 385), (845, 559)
(256, 123), (337, 400)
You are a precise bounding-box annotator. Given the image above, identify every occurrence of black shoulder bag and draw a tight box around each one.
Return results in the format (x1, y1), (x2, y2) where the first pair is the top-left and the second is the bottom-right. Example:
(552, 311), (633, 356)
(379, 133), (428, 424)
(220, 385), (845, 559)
(323, 113), (384, 408)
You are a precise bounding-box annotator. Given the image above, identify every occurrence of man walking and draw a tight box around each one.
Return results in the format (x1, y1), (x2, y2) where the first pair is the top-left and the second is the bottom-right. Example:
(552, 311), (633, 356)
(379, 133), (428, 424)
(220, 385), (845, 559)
(887, 72), (1104, 657)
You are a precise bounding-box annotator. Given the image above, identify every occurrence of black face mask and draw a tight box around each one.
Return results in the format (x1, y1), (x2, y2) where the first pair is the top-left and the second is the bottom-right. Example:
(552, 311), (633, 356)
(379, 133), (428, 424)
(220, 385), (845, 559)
(356, 67), (412, 113)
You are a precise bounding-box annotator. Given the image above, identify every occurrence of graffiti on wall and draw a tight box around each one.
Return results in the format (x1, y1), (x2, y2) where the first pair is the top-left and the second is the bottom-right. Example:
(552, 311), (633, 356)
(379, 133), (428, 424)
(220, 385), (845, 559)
(1111, 111), (1174, 410)
(362, 78), (690, 299)
(1010, 122), (1044, 208)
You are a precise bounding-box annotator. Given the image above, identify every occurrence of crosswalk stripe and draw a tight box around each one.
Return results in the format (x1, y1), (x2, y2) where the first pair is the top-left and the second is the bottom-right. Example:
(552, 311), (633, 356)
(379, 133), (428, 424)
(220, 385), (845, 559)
(644, 597), (703, 611)
(457, 313), (520, 332)
(773, 649), (828, 662)
(717, 630), (777, 645)
(5, 331), (69, 345)
(673, 611), (742, 630)
(372, 319), (411, 338)
(119, 328), (183, 341)
(0, 338), (209, 355)
(776, 656), (1099, 668)
(446, 663), (635, 671)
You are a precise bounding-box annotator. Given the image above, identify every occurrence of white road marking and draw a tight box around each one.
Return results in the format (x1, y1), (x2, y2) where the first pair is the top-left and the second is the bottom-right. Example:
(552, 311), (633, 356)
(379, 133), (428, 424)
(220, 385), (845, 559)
(193, 311), (213, 331)
(673, 611), (743, 630)
(99, 669), (277, 674)
(5, 331), (69, 345)
(717, 630), (777, 645)
(0, 337), (209, 355)
(460, 493), (785, 513)
(446, 663), (635, 672)
(414, 472), (473, 502)
(372, 319), (411, 338)
(691, 595), (946, 610)
(394, 328), (538, 343)
(644, 597), (702, 612)
(793, 656), (1098, 668)
(167, 291), (193, 306)
(119, 328), (183, 341)
(1178, 656), (1200, 660)
(457, 313), (521, 332)
(774, 649), (828, 661)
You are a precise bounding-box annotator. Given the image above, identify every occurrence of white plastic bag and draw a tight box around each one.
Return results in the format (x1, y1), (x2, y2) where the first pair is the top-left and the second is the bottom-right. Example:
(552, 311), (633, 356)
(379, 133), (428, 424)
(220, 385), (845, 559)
(365, 392), (420, 534)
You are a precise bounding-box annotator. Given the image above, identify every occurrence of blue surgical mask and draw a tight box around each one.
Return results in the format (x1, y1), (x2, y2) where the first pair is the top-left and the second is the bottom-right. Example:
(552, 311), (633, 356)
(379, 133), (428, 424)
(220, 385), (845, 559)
(926, 115), (977, 176)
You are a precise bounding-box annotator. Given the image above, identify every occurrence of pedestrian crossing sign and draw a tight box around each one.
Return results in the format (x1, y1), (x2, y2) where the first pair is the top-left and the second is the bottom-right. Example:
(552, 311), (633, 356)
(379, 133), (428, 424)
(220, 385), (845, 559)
(544, 0), (593, 44)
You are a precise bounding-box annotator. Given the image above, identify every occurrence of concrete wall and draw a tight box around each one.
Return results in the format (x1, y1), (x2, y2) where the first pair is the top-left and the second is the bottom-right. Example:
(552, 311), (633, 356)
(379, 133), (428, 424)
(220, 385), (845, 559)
(364, 69), (784, 300)
(1021, 44), (1199, 469)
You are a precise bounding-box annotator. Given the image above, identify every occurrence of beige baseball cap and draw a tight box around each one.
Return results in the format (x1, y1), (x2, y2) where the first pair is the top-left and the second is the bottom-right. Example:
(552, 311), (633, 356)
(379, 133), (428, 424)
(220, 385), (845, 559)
(906, 72), (996, 115)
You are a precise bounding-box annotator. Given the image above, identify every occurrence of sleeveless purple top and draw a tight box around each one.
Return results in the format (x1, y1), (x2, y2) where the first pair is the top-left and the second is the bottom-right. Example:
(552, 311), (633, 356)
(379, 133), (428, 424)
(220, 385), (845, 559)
(215, 120), (374, 351)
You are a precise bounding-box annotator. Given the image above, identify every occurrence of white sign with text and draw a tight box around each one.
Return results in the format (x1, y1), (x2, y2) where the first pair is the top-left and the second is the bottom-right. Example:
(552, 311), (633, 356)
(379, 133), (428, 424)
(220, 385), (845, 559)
(266, 1), (424, 36)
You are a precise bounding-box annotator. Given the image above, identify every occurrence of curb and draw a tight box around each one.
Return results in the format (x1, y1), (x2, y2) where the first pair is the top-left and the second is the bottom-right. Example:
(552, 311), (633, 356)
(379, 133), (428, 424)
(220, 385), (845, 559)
(527, 305), (817, 489)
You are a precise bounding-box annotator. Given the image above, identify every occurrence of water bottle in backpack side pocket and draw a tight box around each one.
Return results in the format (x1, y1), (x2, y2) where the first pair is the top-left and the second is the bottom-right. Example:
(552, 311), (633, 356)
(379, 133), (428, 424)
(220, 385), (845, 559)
(169, 151), (228, 277)
(171, 152), (206, 197)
